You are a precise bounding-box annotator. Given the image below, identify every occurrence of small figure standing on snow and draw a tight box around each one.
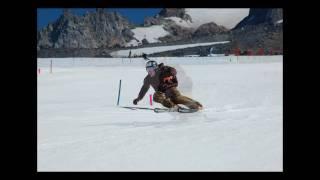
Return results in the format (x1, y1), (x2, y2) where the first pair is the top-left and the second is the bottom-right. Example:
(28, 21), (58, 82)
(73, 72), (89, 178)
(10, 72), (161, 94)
(133, 59), (203, 111)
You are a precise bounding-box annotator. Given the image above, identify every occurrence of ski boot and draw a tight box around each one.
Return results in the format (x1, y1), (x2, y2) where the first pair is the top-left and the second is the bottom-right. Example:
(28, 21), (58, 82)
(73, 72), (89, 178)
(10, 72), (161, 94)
(168, 105), (180, 112)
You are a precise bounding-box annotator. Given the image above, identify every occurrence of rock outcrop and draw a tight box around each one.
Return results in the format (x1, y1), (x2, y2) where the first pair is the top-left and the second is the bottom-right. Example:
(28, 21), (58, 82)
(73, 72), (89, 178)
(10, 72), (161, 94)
(233, 8), (283, 29)
(37, 9), (134, 49)
(193, 22), (228, 38)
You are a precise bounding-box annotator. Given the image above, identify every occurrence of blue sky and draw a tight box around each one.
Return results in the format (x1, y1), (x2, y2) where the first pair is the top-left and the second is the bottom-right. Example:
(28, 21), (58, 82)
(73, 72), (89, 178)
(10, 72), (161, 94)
(37, 8), (162, 30)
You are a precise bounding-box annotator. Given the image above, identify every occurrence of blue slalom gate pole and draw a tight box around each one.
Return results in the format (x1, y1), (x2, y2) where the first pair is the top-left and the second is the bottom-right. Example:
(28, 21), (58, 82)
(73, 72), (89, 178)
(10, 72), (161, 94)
(117, 79), (122, 106)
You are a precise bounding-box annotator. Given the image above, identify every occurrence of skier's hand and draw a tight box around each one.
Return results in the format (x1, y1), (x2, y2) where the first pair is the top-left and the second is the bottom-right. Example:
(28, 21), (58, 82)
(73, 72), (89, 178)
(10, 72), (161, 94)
(133, 98), (139, 105)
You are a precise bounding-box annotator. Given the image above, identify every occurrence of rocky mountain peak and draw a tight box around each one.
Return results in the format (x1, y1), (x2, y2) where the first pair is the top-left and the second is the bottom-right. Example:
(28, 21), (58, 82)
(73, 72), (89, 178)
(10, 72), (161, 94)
(193, 22), (228, 38)
(234, 8), (283, 29)
(37, 9), (134, 49)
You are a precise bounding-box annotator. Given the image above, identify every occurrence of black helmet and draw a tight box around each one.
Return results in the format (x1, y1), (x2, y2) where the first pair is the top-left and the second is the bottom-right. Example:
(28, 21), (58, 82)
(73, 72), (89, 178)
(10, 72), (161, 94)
(146, 60), (158, 70)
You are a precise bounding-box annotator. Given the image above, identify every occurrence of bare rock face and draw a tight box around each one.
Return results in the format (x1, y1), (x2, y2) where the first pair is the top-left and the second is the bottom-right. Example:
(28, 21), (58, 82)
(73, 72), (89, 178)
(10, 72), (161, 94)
(141, 38), (149, 45)
(234, 8), (283, 29)
(143, 9), (194, 43)
(231, 22), (283, 52)
(159, 8), (192, 22)
(144, 16), (162, 26)
(159, 8), (185, 18)
(144, 8), (192, 27)
(159, 23), (194, 43)
(268, 8), (283, 23)
(193, 22), (228, 38)
(145, 8), (230, 44)
(121, 28), (135, 42)
(228, 8), (283, 53)
(37, 9), (134, 49)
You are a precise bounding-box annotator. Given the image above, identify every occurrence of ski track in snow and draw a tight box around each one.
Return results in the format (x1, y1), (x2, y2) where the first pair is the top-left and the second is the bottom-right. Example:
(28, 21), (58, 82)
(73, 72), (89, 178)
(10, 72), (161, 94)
(37, 57), (283, 171)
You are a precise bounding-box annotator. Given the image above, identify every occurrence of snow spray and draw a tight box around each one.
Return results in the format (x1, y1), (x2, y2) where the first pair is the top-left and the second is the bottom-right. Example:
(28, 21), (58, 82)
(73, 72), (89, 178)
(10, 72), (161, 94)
(149, 94), (153, 106)
(117, 79), (122, 106)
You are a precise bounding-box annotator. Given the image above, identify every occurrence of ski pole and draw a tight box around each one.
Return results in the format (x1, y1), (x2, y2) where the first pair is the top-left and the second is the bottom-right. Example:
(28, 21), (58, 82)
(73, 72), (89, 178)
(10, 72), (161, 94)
(117, 79), (122, 106)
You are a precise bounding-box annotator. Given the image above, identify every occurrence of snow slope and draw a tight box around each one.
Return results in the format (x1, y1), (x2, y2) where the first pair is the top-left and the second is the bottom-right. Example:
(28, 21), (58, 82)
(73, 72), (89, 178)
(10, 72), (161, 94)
(126, 25), (170, 47)
(37, 56), (283, 171)
(167, 9), (250, 29)
(111, 41), (230, 57)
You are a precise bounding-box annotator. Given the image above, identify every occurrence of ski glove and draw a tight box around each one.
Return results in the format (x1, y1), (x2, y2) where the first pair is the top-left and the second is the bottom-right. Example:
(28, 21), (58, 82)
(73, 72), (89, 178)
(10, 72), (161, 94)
(133, 98), (139, 105)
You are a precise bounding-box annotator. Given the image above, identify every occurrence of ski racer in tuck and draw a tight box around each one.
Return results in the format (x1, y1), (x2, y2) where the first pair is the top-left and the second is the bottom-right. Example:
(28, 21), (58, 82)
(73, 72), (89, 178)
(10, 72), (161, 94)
(133, 60), (203, 111)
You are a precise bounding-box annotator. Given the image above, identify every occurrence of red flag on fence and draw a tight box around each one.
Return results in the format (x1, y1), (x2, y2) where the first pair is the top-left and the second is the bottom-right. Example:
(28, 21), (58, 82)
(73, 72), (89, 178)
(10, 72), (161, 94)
(257, 48), (264, 55)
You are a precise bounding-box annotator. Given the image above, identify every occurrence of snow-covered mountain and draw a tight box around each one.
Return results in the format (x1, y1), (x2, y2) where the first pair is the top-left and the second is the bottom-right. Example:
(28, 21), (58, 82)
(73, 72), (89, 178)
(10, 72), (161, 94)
(37, 8), (282, 57)
(126, 8), (249, 47)
(165, 8), (249, 29)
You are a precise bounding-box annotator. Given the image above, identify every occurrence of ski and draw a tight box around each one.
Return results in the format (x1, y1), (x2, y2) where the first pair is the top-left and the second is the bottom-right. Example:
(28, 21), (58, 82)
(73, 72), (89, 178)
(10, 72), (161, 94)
(120, 106), (167, 112)
(154, 107), (199, 113)
(120, 106), (199, 113)
(178, 107), (199, 113)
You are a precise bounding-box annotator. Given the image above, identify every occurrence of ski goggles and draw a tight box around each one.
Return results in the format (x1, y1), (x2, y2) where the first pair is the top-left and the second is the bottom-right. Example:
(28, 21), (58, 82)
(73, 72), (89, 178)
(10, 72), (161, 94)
(146, 66), (156, 72)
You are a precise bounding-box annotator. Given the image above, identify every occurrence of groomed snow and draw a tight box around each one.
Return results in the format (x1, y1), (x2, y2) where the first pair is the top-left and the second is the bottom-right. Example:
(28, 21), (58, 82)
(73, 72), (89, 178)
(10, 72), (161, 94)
(111, 41), (230, 57)
(38, 56), (283, 171)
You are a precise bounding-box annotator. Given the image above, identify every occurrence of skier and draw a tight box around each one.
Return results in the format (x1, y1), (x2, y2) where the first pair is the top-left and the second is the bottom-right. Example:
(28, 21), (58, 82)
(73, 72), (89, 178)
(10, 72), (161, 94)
(133, 59), (203, 111)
